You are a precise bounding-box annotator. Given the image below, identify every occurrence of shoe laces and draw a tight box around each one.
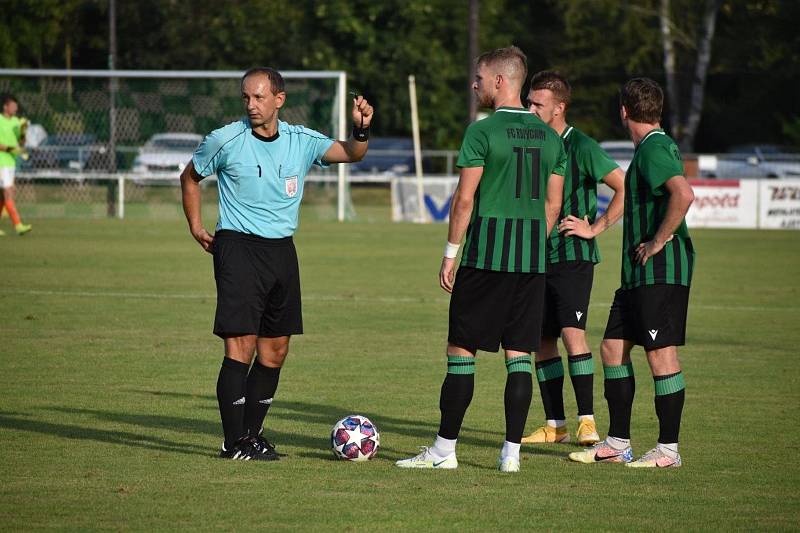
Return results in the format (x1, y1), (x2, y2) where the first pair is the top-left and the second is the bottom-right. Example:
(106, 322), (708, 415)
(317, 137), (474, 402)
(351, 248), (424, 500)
(638, 447), (661, 462)
(412, 446), (435, 461)
(253, 434), (276, 453)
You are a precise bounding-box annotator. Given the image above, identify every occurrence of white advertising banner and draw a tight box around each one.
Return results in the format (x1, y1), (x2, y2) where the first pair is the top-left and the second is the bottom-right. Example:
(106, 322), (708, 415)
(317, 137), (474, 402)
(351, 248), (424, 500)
(391, 176), (800, 231)
(391, 177), (458, 222)
(686, 179), (758, 229)
(758, 179), (800, 229)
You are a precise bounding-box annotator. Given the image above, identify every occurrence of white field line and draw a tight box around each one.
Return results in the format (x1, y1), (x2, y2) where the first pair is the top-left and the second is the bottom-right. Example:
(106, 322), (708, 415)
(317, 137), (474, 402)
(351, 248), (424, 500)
(1, 288), (796, 312)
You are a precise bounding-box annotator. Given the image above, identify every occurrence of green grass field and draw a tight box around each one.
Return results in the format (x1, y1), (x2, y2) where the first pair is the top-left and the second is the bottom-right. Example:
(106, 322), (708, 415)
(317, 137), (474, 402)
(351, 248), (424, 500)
(1, 199), (799, 531)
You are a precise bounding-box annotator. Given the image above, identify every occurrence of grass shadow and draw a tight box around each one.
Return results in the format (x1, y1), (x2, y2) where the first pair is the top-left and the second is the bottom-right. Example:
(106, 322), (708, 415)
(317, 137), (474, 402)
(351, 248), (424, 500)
(0, 411), (208, 457)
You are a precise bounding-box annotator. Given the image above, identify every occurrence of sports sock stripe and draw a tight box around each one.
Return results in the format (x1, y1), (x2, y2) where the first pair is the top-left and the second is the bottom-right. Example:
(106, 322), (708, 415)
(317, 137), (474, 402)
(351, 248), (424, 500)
(446, 355), (475, 375)
(568, 353), (593, 376)
(505, 354), (532, 374)
(603, 362), (634, 380)
(654, 371), (686, 396)
(535, 357), (563, 381)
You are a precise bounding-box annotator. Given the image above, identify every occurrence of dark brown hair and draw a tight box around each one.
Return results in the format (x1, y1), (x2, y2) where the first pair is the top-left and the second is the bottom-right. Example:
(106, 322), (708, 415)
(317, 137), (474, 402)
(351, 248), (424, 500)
(620, 77), (663, 123)
(530, 71), (571, 107)
(241, 67), (285, 95)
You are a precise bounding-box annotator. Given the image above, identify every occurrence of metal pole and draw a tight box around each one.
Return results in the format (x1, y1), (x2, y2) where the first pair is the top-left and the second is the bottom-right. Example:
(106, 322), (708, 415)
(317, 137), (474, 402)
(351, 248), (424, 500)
(107, 0), (118, 217)
(409, 75), (426, 223)
(117, 176), (124, 219)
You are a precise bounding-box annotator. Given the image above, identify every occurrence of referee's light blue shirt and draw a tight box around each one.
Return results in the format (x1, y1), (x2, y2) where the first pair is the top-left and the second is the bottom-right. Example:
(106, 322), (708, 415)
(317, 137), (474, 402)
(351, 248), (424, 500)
(193, 118), (335, 238)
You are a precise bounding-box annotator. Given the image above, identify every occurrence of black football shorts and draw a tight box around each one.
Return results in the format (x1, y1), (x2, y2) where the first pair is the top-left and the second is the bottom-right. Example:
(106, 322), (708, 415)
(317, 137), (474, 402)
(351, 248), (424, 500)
(212, 230), (303, 338)
(448, 266), (546, 353)
(541, 260), (594, 338)
(603, 284), (690, 350)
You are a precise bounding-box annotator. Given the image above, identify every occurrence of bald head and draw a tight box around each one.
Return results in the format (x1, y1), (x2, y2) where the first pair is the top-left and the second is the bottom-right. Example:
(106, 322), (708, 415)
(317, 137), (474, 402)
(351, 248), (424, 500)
(476, 46), (527, 90)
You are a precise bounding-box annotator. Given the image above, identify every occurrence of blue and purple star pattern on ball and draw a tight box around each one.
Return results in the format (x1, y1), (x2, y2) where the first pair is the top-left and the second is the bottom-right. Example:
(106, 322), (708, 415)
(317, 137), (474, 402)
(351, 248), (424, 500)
(330, 415), (380, 461)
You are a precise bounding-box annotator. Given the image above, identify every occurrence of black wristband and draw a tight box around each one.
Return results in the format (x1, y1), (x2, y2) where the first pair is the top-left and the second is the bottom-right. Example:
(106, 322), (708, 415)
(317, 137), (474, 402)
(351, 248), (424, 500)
(352, 126), (370, 142)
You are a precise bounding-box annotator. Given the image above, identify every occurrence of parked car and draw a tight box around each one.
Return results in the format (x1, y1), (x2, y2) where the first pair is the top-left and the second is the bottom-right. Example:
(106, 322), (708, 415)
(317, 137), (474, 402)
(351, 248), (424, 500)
(349, 137), (430, 176)
(22, 133), (109, 171)
(599, 140), (634, 171)
(132, 133), (202, 175)
(702, 144), (800, 179)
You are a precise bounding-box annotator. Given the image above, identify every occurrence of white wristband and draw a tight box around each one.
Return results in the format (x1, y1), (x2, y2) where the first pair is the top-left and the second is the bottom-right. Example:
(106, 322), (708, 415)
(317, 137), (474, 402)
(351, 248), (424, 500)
(444, 241), (460, 259)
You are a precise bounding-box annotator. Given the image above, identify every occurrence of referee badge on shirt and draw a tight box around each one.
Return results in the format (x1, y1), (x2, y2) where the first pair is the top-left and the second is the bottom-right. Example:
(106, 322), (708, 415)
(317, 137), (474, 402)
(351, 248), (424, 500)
(284, 175), (298, 198)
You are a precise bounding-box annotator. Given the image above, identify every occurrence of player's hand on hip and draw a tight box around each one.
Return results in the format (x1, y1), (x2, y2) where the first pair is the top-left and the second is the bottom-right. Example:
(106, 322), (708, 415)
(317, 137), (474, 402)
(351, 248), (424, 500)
(191, 227), (215, 254)
(439, 257), (456, 293)
(558, 215), (593, 239)
(352, 96), (374, 128)
(635, 234), (673, 265)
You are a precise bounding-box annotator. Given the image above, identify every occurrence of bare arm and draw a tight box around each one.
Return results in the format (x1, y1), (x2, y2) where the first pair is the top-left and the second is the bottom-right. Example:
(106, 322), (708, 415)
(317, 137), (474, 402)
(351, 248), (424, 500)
(559, 166), (625, 238)
(180, 161), (214, 253)
(544, 173), (564, 235)
(635, 175), (694, 265)
(439, 166), (483, 292)
(322, 96), (374, 164)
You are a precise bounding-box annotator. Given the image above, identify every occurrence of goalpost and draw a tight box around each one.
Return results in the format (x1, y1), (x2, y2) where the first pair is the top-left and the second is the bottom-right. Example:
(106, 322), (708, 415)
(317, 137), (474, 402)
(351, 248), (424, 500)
(0, 68), (352, 221)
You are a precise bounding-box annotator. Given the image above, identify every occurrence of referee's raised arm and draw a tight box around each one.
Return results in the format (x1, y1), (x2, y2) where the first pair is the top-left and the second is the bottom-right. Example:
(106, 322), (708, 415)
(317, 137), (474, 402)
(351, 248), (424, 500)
(322, 95), (374, 163)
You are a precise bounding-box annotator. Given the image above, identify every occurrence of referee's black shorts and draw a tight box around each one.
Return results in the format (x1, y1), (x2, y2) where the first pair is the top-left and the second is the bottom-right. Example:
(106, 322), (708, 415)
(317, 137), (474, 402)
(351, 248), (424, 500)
(603, 284), (690, 350)
(212, 230), (302, 339)
(448, 266), (546, 354)
(541, 260), (594, 338)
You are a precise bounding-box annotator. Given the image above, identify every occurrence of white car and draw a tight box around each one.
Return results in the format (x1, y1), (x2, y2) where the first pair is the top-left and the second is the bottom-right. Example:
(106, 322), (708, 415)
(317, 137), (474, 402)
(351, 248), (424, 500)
(132, 133), (202, 176)
(701, 145), (800, 179)
(599, 140), (635, 171)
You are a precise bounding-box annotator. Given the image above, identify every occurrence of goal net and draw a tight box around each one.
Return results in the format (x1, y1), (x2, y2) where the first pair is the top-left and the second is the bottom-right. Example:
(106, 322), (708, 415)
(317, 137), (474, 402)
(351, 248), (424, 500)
(0, 69), (354, 221)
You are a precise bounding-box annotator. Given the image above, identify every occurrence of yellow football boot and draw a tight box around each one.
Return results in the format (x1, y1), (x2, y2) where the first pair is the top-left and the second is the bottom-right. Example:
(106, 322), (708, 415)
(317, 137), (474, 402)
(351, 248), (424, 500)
(521, 425), (570, 444)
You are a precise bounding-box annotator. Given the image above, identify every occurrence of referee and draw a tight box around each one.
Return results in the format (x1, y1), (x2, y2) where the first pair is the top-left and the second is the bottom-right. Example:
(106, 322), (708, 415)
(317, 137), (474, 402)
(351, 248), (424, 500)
(396, 46), (566, 473)
(180, 67), (373, 461)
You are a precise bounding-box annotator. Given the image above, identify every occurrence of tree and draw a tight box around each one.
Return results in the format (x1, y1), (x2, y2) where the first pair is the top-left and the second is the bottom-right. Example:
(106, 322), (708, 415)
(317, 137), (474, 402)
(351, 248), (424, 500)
(659, 0), (721, 151)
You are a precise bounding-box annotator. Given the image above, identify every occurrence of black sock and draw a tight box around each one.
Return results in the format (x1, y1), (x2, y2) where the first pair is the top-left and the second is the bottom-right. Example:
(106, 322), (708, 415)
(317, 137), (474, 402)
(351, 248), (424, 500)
(504, 355), (533, 443)
(568, 353), (594, 416)
(437, 356), (475, 440)
(216, 358), (249, 449)
(603, 362), (635, 440)
(535, 357), (564, 420)
(654, 372), (686, 444)
(243, 360), (282, 437)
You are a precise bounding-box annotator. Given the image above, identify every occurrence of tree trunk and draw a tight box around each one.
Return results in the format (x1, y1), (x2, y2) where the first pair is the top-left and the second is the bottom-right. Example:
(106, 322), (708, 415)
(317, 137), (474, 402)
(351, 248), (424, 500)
(681, 0), (721, 152)
(468, 0), (479, 123)
(659, 0), (681, 139)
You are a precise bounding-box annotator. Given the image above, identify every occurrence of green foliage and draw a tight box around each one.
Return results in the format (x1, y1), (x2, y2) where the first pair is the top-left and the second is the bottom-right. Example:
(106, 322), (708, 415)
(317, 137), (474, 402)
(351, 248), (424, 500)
(1, 0), (798, 150)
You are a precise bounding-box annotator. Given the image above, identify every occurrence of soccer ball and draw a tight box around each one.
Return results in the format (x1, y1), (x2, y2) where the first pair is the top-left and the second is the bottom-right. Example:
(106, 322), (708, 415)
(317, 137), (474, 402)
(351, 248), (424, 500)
(330, 415), (380, 461)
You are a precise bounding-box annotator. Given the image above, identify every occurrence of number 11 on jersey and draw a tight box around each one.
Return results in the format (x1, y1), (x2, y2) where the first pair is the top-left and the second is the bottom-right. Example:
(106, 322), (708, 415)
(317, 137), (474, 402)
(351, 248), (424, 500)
(513, 146), (541, 200)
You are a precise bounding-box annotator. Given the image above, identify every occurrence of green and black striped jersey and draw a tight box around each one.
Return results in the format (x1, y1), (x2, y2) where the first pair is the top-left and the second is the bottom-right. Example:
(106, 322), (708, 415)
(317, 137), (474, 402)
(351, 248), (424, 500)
(547, 126), (619, 265)
(622, 129), (695, 289)
(456, 107), (567, 273)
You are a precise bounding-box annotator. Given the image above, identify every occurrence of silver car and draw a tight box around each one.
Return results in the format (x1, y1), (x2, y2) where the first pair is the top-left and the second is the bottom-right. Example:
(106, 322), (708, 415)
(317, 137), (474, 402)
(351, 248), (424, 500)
(132, 133), (202, 177)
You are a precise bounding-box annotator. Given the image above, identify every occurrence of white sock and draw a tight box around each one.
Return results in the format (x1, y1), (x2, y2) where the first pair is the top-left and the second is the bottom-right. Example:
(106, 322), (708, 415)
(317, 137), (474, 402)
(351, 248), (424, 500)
(501, 441), (521, 460)
(578, 414), (595, 422)
(546, 419), (566, 428)
(657, 442), (679, 458)
(432, 435), (457, 457)
(606, 436), (631, 450)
